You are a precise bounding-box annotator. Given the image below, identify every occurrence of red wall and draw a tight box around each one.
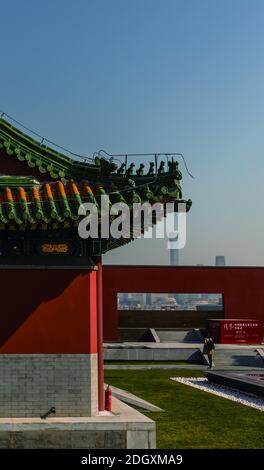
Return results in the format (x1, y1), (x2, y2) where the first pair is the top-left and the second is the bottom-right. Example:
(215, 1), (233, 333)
(0, 269), (98, 353)
(0, 149), (49, 181)
(102, 266), (264, 341)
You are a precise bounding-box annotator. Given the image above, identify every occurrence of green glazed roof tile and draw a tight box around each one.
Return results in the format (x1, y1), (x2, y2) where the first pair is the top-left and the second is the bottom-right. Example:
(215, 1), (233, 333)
(0, 118), (192, 243)
(0, 176), (191, 229)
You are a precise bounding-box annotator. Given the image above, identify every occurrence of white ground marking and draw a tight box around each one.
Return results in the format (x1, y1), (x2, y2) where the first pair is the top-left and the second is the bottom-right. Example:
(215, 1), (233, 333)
(170, 377), (264, 411)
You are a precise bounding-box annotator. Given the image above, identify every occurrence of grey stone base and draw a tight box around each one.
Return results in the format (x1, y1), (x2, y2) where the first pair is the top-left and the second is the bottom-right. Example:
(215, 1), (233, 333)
(104, 346), (203, 362)
(0, 398), (156, 449)
(0, 354), (98, 417)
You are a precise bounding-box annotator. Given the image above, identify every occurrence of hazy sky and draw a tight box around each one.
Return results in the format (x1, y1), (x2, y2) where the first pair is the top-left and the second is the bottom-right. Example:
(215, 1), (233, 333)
(1, 0), (264, 265)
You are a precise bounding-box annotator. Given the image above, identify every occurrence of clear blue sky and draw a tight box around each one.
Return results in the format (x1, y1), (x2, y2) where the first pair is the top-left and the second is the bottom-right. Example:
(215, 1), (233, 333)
(1, 0), (264, 265)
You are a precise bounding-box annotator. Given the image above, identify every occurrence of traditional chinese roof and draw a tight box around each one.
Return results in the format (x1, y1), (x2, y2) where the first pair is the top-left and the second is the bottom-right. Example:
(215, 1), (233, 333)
(0, 117), (192, 250)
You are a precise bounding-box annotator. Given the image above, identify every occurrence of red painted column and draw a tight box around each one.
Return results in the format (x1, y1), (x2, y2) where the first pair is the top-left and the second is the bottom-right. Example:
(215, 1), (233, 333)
(97, 258), (105, 411)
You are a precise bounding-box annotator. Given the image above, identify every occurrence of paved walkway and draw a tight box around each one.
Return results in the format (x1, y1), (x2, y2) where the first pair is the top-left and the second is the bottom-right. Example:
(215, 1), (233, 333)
(104, 364), (263, 371)
(105, 342), (264, 350)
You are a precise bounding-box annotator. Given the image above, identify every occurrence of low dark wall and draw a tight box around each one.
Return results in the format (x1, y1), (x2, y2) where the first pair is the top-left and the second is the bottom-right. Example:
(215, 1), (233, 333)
(118, 310), (222, 329)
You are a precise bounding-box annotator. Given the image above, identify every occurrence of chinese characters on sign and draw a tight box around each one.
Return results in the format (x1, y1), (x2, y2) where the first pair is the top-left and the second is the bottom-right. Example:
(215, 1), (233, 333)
(40, 243), (70, 254)
(208, 319), (261, 344)
(223, 322), (259, 330)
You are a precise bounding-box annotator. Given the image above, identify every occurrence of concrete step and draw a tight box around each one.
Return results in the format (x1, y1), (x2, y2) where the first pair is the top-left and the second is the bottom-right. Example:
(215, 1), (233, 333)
(205, 348), (264, 367)
(215, 350), (258, 354)
(214, 354), (258, 358)
(119, 328), (146, 342)
(156, 329), (203, 343)
(213, 355), (263, 367)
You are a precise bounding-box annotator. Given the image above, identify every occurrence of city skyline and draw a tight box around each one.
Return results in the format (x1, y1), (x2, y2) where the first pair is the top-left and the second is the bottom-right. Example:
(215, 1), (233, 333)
(118, 292), (223, 310)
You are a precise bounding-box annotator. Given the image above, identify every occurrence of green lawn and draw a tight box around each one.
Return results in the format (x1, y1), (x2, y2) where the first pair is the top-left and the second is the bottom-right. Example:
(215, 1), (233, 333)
(104, 369), (264, 449)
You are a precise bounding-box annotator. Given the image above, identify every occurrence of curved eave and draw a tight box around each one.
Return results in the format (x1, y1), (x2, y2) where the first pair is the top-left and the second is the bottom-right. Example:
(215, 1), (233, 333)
(0, 118), (185, 184)
(106, 199), (192, 252)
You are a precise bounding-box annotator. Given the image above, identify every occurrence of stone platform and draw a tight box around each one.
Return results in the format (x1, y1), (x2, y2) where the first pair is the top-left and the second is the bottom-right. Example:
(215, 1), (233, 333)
(0, 398), (156, 449)
(104, 342), (264, 367)
(205, 371), (264, 397)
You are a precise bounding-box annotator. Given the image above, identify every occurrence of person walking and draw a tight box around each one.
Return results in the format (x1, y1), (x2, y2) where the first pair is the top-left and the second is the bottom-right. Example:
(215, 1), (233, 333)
(203, 334), (215, 369)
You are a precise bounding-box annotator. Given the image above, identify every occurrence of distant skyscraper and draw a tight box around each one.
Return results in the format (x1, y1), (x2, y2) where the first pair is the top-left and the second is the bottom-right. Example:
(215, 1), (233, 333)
(146, 293), (152, 305)
(167, 232), (179, 266)
(123, 293), (129, 303)
(215, 256), (226, 266)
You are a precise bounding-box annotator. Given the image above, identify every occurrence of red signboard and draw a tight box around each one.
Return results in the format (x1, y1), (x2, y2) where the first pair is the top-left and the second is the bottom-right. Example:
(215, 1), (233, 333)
(208, 319), (262, 344)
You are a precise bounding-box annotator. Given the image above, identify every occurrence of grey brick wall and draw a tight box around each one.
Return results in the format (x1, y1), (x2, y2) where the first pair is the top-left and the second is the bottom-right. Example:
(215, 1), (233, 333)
(0, 354), (98, 417)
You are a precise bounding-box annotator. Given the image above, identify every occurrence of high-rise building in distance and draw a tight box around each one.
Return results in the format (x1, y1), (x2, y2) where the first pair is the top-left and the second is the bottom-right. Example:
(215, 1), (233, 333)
(215, 255), (226, 266)
(168, 231), (179, 266)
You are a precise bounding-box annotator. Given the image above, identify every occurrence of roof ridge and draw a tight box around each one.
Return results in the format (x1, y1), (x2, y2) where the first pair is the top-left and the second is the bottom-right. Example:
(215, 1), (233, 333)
(0, 117), (186, 185)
